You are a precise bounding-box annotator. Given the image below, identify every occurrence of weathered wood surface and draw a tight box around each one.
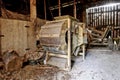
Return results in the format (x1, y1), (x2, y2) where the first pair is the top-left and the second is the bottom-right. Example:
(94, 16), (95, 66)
(30, 0), (37, 21)
(39, 15), (87, 71)
(87, 4), (120, 38)
(0, 19), (28, 56)
(0, 18), (46, 56)
(87, 26), (110, 45)
(39, 21), (66, 47)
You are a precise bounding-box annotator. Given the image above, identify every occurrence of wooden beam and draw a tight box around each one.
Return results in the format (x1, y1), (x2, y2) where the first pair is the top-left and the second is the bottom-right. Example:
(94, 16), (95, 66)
(0, 0), (3, 16)
(58, 0), (61, 16)
(73, 0), (76, 18)
(48, 53), (68, 58)
(0, 19), (1, 55)
(82, 9), (86, 23)
(67, 18), (71, 71)
(44, 0), (47, 20)
(49, 1), (81, 10)
(30, 0), (37, 21)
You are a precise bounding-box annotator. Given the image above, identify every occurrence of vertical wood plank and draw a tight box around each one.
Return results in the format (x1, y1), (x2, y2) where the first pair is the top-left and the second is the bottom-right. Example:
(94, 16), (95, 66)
(58, 0), (61, 16)
(116, 5), (118, 26)
(103, 7), (105, 26)
(30, 0), (37, 21)
(0, 19), (1, 54)
(67, 18), (71, 71)
(74, 0), (76, 18)
(44, 0), (47, 20)
(92, 9), (94, 27)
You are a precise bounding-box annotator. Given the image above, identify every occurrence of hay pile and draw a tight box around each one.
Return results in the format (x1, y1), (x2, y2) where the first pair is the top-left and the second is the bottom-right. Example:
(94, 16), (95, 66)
(0, 65), (59, 80)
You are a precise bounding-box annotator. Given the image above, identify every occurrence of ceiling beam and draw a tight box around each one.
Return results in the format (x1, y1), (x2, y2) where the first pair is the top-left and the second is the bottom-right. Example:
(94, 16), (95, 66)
(49, 1), (81, 10)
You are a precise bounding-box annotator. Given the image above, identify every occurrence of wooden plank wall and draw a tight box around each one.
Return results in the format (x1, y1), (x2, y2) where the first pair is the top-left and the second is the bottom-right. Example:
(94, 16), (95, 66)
(0, 18), (46, 56)
(87, 4), (120, 38)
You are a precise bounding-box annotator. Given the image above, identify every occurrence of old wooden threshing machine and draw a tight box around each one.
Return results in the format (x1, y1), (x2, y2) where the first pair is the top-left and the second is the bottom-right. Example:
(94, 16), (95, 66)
(38, 15), (87, 71)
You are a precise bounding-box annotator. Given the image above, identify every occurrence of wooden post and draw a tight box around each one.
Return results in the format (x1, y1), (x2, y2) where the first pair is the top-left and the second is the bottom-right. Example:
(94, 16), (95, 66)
(44, 0), (47, 20)
(82, 44), (85, 60)
(30, 0), (37, 21)
(73, 0), (76, 18)
(29, 0), (37, 51)
(67, 18), (71, 71)
(0, 0), (3, 17)
(83, 9), (86, 23)
(0, 19), (1, 55)
(58, 0), (61, 16)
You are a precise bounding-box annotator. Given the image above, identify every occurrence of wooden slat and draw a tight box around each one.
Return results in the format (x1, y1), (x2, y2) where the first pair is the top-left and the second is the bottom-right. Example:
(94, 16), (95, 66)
(87, 4), (120, 38)
(89, 27), (103, 34)
(91, 33), (101, 38)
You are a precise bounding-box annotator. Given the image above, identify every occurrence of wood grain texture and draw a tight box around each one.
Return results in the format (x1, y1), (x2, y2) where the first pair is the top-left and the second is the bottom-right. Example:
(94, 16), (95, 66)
(0, 18), (46, 56)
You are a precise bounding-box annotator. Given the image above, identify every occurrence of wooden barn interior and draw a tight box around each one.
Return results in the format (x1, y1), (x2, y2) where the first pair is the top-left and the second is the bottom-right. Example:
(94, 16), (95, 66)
(0, 0), (120, 80)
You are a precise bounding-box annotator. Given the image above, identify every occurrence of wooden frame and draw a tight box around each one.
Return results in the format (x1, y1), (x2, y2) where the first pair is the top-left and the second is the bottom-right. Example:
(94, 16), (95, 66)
(44, 18), (72, 71)
(40, 16), (87, 71)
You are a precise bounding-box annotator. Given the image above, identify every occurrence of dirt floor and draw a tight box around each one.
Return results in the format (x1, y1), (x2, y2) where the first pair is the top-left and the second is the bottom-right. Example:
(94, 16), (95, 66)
(49, 48), (120, 80)
(0, 48), (120, 80)
(65, 49), (120, 80)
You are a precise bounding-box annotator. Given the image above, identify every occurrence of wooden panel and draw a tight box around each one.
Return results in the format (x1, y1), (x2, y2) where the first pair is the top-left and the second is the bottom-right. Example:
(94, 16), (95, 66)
(87, 4), (120, 38)
(0, 19), (28, 56)
(40, 37), (61, 46)
(39, 21), (65, 47)
(0, 18), (46, 56)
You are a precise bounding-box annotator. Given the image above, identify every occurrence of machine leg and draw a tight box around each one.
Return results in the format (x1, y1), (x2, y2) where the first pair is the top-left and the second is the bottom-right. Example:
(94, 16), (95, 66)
(67, 55), (71, 71)
(82, 44), (85, 60)
(67, 18), (71, 71)
(44, 52), (49, 64)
